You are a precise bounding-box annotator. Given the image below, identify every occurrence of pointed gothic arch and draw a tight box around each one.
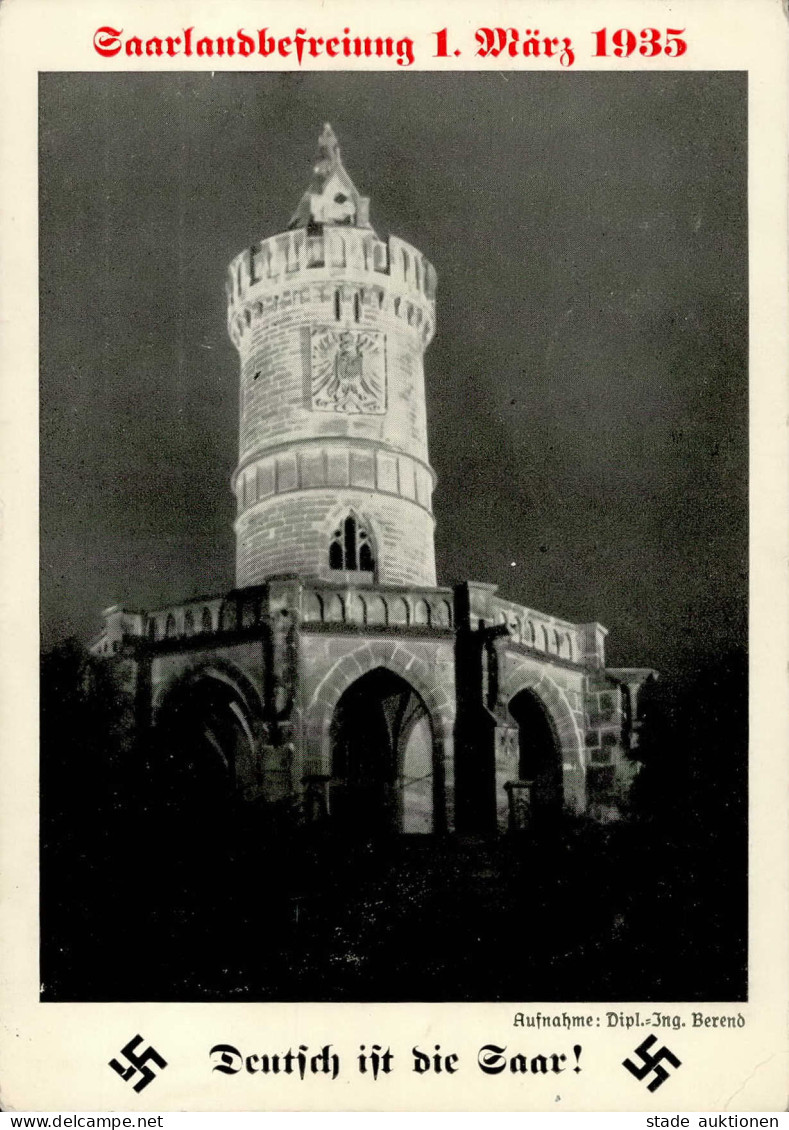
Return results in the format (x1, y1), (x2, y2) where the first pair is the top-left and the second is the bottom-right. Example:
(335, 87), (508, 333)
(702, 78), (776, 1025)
(329, 668), (434, 835)
(151, 661), (263, 812)
(303, 641), (455, 833)
(507, 688), (563, 820)
(499, 661), (586, 814)
(327, 510), (376, 575)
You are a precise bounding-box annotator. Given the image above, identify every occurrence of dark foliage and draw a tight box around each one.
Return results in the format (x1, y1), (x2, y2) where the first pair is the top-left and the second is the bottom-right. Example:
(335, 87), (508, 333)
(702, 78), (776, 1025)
(40, 645), (747, 1002)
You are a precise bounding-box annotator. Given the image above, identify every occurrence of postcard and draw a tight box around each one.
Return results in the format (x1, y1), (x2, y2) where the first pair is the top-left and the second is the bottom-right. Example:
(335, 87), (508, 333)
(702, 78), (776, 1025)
(0, 0), (787, 1112)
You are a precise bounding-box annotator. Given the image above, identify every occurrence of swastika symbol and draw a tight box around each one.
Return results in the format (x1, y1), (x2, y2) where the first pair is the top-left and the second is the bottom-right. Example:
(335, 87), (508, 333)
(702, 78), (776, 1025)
(109, 1034), (168, 1092)
(623, 1035), (682, 1092)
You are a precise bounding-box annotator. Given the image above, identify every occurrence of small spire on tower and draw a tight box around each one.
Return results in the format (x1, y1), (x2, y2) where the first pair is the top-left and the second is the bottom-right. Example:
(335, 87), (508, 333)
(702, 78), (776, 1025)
(288, 123), (371, 231)
(314, 122), (341, 179)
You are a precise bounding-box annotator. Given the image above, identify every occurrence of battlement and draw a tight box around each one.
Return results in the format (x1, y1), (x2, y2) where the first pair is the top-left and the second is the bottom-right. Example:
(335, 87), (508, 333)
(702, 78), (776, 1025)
(456, 583), (606, 668)
(90, 580), (456, 654)
(91, 585), (600, 667)
(226, 227), (436, 348)
(490, 594), (584, 664)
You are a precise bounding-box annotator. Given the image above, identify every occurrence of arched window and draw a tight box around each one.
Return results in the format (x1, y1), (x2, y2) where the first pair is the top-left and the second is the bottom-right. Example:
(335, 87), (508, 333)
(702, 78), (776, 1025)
(202, 606), (213, 633)
(329, 538), (344, 570)
(329, 515), (375, 573)
(183, 609), (194, 636)
(165, 613), (176, 638)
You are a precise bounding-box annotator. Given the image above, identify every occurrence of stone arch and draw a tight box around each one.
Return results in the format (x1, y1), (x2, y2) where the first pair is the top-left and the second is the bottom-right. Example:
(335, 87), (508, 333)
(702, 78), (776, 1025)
(324, 594), (344, 622)
(347, 592), (366, 625)
(329, 668), (435, 834)
(303, 641), (455, 830)
(500, 662), (586, 814)
(219, 599), (236, 632)
(152, 657), (263, 721)
(414, 598), (431, 626)
(151, 660), (264, 809)
(303, 591), (324, 623)
(366, 594), (387, 626)
(389, 595), (410, 626)
(436, 599), (452, 627)
(507, 688), (563, 821)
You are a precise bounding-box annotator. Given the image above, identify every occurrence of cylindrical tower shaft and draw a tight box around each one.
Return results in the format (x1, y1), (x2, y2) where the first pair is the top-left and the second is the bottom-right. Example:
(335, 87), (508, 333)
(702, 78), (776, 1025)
(227, 125), (438, 590)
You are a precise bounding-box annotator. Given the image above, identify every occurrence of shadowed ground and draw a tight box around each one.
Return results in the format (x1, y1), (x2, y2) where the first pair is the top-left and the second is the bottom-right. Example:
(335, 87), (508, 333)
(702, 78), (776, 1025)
(39, 643), (746, 1003)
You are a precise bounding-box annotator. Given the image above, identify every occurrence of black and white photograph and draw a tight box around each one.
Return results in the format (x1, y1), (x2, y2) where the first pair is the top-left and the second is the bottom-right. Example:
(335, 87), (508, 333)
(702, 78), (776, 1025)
(38, 69), (749, 1007)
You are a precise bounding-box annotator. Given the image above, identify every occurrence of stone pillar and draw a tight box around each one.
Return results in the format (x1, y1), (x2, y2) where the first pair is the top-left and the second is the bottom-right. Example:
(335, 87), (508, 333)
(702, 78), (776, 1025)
(580, 622), (608, 668)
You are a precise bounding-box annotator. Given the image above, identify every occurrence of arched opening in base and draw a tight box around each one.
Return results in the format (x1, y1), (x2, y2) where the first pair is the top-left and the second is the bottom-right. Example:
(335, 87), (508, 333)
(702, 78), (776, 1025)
(508, 688), (564, 821)
(153, 675), (256, 814)
(330, 668), (434, 835)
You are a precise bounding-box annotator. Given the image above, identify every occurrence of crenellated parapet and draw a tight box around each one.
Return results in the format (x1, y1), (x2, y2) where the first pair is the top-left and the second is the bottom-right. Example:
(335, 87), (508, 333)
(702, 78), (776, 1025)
(226, 228), (436, 350)
(490, 594), (584, 664)
(299, 582), (453, 630)
(90, 579), (455, 655)
(456, 584), (590, 669)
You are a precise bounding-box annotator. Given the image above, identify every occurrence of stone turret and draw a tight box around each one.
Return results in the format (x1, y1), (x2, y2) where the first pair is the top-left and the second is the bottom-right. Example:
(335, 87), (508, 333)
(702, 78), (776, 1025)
(227, 124), (438, 590)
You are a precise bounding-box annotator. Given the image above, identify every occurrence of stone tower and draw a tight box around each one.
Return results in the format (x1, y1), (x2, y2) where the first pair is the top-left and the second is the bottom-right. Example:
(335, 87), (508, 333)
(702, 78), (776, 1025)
(226, 124), (438, 590)
(94, 123), (657, 835)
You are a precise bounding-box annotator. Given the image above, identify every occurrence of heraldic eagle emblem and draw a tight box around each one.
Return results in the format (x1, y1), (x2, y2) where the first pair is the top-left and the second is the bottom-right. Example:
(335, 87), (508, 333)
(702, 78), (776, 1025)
(310, 327), (386, 414)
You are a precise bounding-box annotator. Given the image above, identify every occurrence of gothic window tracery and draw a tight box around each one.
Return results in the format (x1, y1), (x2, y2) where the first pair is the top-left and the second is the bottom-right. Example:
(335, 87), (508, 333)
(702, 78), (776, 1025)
(329, 515), (375, 573)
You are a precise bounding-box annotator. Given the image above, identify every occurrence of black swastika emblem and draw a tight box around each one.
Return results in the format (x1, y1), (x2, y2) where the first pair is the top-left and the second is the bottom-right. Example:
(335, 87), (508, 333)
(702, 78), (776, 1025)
(109, 1035), (168, 1092)
(623, 1035), (682, 1092)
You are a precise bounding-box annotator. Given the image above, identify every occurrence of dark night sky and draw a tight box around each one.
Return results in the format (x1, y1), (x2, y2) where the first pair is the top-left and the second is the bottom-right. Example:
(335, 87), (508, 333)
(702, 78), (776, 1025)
(39, 71), (747, 677)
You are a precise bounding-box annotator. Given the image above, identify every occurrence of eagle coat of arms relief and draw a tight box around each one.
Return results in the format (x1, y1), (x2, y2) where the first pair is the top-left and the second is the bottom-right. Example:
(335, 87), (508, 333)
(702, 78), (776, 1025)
(310, 327), (386, 414)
